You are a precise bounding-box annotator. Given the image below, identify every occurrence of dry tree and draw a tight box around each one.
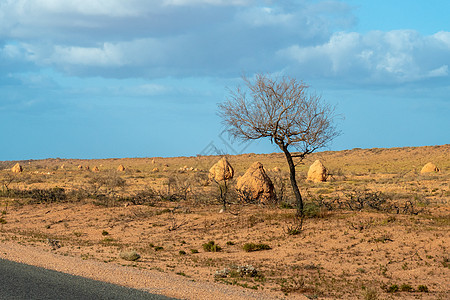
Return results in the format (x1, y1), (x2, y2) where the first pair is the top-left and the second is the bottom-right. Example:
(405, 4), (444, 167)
(218, 73), (340, 231)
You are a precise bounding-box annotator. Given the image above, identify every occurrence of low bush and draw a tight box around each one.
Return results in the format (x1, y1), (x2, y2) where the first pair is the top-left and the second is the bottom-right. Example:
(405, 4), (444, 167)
(417, 285), (429, 293)
(0, 187), (67, 203)
(202, 241), (221, 252)
(303, 202), (321, 218)
(122, 188), (157, 206)
(345, 190), (388, 211)
(243, 243), (271, 252)
(400, 284), (413, 292)
(279, 202), (294, 209)
(387, 284), (399, 293)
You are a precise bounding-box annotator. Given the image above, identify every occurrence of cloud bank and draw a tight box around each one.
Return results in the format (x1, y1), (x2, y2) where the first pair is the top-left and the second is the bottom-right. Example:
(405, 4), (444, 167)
(0, 1), (449, 86)
(280, 30), (450, 84)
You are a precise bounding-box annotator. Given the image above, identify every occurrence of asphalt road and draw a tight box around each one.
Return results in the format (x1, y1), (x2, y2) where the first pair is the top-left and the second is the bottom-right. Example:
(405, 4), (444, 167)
(0, 259), (177, 300)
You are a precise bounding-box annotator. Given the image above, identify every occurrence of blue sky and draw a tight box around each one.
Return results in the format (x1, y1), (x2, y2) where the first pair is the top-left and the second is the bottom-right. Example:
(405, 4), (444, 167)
(1, 0), (449, 160)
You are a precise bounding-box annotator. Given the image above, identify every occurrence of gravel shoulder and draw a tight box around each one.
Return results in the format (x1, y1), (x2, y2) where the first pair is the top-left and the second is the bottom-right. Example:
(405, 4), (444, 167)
(0, 241), (299, 300)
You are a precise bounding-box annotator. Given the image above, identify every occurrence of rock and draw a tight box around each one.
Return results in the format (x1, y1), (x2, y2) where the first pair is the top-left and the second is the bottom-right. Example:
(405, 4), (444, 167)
(117, 165), (126, 172)
(152, 167), (159, 173)
(272, 167), (281, 172)
(119, 251), (141, 261)
(237, 265), (258, 277)
(214, 265), (258, 279)
(214, 268), (230, 278)
(85, 166), (90, 171)
(78, 165), (83, 169)
(420, 162), (439, 174)
(47, 238), (61, 250)
(236, 162), (275, 204)
(11, 163), (23, 173)
(307, 160), (327, 182)
(92, 166), (100, 172)
(208, 157), (234, 182)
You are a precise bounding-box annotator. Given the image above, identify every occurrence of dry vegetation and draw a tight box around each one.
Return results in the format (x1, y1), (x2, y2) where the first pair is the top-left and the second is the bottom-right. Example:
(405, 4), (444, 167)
(0, 145), (449, 299)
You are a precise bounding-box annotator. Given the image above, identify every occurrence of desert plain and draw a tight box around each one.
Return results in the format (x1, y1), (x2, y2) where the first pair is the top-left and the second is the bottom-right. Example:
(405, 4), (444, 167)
(0, 144), (449, 299)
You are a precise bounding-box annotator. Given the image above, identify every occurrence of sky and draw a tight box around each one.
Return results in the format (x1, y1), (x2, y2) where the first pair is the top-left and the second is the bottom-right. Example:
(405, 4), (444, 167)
(1, 0), (449, 160)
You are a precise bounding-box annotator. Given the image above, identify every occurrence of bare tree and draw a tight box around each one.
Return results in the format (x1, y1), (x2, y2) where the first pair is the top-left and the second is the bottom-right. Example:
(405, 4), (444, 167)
(218, 73), (340, 220)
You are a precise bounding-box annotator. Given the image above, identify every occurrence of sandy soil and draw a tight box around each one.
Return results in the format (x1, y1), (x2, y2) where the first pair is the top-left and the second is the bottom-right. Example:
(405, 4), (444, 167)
(1, 145), (449, 299)
(1, 201), (448, 299)
(0, 240), (290, 299)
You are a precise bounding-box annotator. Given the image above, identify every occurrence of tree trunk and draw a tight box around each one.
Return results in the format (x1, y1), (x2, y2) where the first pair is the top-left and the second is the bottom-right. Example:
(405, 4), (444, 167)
(219, 180), (228, 211)
(279, 144), (303, 217)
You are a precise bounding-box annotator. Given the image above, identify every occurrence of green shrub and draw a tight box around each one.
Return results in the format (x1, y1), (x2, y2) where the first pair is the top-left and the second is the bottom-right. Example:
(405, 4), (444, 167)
(33, 187), (67, 203)
(400, 284), (413, 292)
(243, 243), (271, 252)
(303, 202), (321, 218)
(362, 287), (378, 300)
(3, 187), (67, 203)
(356, 267), (366, 273)
(202, 241), (221, 252)
(441, 257), (449, 268)
(387, 284), (399, 293)
(155, 208), (171, 215)
(417, 285), (429, 293)
(179, 250), (186, 255)
(280, 202), (294, 209)
(285, 226), (302, 235)
(123, 188), (156, 206)
(102, 237), (115, 243)
(190, 249), (199, 254)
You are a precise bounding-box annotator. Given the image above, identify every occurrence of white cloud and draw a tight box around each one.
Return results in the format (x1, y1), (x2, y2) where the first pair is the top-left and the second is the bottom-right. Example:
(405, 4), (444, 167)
(1, 0), (448, 87)
(51, 44), (125, 66)
(1, 0), (145, 17)
(428, 65), (448, 78)
(1, 44), (22, 59)
(433, 31), (450, 48)
(280, 30), (450, 84)
(0, 1), (355, 78)
(238, 6), (294, 27)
